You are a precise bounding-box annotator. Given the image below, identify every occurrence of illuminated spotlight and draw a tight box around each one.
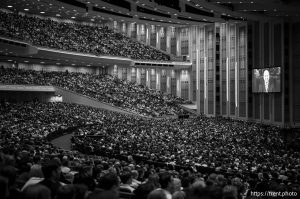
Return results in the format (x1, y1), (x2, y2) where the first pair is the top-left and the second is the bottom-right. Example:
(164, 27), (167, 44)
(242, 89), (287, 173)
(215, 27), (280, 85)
(7, 5), (13, 8)
(24, 8), (29, 11)
(71, 16), (76, 19)
(40, 11), (45, 14)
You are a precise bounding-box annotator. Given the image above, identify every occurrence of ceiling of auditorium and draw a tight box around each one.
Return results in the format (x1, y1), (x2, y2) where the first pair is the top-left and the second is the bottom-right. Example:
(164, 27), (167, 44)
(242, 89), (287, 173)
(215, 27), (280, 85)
(1, 0), (299, 27)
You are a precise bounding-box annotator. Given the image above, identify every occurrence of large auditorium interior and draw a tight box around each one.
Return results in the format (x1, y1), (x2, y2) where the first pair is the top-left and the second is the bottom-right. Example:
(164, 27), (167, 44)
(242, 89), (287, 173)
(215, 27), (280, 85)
(0, 0), (300, 199)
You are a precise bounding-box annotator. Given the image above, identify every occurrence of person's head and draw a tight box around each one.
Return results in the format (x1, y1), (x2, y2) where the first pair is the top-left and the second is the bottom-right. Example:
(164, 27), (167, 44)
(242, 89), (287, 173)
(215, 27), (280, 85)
(56, 185), (76, 199)
(223, 185), (238, 199)
(159, 172), (174, 193)
(28, 164), (44, 178)
(173, 178), (182, 192)
(22, 184), (51, 199)
(147, 189), (167, 199)
(132, 170), (139, 180)
(97, 173), (119, 192)
(148, 173), (160, 188)
(41, 159), (61, 181)
(133, 183), (155, 199)
(120, 171), (133, 185)
(79, 165), (93, 177)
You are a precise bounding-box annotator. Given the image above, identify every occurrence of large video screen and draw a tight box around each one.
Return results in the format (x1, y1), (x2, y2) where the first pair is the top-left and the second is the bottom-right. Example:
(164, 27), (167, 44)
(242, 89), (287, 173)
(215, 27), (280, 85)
(252, 67), (281, 93)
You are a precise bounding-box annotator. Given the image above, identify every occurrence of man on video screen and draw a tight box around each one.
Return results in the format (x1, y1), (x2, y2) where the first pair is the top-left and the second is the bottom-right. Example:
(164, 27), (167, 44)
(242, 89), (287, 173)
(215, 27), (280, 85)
(259, 69), (274, 92)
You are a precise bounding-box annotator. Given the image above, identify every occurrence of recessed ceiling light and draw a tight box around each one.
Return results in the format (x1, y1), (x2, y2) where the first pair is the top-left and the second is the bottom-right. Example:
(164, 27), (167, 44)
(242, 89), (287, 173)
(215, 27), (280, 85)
(24, 9), (29, 11)
(56, 14), (61, 17)
(7, 6), (12, 8)
(71, 17), (76, 19)
(40, 11), (45, 14)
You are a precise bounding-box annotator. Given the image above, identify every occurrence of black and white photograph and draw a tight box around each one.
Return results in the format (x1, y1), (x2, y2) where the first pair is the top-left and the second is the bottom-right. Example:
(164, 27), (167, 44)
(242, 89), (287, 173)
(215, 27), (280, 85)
(0, 0), (300, 199)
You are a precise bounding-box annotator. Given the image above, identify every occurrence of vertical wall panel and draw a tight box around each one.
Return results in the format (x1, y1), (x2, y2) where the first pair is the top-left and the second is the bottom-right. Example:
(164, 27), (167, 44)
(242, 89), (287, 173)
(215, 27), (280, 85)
(221, 24), (227, 116)
(207, 27), (215, 115)
(229, 25), (236, 116)
(274, 23), (282, 122)
(264, 95), (270, 120)
(239, 26), (247, 118)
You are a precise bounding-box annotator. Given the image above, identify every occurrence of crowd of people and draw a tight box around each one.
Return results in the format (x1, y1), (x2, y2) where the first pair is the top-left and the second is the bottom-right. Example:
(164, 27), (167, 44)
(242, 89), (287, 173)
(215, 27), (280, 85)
(0, 11), (170, 61)
(72, 114), (300, 181)
(0, 101), (299, 199)
(0, 67), (191, 117)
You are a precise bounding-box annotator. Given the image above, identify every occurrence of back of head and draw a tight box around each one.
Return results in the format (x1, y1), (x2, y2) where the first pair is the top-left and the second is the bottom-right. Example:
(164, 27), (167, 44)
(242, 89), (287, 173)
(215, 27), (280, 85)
(41, 159), (61, 179)
(29, 164), (44, 178)
(147, 189), (167, 199)
(133, 182), (156, 199)
(223, 185), (238, 199)
(173, 178), (182, 192)
(148, 174), (160, 188)
(22, 184), (51, 199)
(120, 171), (133, 184)
(159, 172), (172, 189)
(97, 173), (119, 191)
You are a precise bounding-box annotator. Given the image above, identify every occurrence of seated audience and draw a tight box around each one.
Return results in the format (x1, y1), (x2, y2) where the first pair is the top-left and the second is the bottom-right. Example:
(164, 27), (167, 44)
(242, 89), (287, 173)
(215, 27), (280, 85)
(0, 11), (170, 61)
(0, 68), (191, 117)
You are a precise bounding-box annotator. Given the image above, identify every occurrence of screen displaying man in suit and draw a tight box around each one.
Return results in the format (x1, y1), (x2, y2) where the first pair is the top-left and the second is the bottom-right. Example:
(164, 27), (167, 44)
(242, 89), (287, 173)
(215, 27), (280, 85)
(252, 67), (281, 93)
